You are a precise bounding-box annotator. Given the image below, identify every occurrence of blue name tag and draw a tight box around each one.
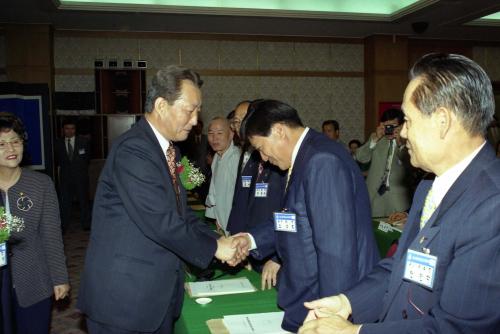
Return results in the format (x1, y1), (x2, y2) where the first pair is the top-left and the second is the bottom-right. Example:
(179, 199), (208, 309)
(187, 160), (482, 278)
(0, 242), (7, 267)
(274, 212), (297, 233)
(255, 183), (268, 198)
(403, 249), (437, 289)
(241, 176), (252, 188)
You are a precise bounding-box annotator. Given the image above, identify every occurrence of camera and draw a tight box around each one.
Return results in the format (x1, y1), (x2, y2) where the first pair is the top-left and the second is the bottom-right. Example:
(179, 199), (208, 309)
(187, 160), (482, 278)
(384, 124), (396, 136)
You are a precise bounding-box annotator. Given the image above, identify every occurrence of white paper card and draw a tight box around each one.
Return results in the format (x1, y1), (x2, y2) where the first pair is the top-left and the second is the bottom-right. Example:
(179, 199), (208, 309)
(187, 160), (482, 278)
(186, 277), (257, 297)
(222, 311), (291, 334)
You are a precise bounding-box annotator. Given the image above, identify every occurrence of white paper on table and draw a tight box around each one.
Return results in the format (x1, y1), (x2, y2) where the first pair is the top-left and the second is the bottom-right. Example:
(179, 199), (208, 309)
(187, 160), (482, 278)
(222, 311), (291, 334)
(186, 277), (257, 297)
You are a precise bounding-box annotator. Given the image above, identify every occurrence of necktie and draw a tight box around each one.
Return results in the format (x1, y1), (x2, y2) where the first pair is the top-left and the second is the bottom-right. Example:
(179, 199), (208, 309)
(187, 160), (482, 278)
(67, 139), (74, 160)
(420, 187), (437, 229)
(285, 165), (293, 192)
(377, 139), (395, 195)
(166, 143), (181, 213)
(257, 162), (264, 181)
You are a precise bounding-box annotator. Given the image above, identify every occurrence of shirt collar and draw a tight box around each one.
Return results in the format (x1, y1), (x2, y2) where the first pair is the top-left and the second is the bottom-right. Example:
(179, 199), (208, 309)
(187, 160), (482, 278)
(218, 141), (236, 161)
(147, 119), (170, 155)
(431, 141), (486, 206)
(290, 127), (309, 171)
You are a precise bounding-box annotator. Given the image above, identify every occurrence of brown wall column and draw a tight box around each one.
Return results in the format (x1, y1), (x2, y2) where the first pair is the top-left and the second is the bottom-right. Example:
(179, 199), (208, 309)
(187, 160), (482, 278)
(364, 35), (408, 139)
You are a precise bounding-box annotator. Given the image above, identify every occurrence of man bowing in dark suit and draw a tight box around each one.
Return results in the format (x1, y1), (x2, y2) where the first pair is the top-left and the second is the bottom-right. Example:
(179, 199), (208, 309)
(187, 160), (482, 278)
(78, 65), (238, 334)
(299, 54), (500, 334)
(231, 99), (380, 332)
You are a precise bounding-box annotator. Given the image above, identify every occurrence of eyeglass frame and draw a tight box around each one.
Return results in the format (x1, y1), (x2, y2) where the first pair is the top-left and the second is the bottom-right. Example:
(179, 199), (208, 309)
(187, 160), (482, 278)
(0, 138), (24, 150)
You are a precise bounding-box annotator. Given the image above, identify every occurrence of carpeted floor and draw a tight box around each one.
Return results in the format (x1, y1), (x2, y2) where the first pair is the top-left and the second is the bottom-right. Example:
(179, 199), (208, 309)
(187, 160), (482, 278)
(50, 224), (89, 334)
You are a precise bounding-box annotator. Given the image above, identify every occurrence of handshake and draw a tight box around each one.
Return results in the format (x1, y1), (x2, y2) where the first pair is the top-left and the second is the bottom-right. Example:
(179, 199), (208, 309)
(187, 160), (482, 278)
(214, 233), (252, 266)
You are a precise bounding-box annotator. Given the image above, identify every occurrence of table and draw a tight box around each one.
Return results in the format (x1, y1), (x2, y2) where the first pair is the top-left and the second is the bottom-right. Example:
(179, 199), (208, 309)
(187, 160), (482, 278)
(174, 269), (281, 334)
(372, 219), (403, 258)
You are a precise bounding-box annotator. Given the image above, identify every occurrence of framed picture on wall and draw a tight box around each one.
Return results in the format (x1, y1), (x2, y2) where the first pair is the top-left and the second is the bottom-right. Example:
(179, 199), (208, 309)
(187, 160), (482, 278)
(0, 83), (52, 174)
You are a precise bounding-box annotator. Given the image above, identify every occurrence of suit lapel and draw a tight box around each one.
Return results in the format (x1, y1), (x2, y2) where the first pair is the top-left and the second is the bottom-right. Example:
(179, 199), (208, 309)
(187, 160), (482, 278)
(430, 144), (494, 228)
(138, 118), (184, 216)
(283, 129), (313, 204)
(379, 180), (430, 319)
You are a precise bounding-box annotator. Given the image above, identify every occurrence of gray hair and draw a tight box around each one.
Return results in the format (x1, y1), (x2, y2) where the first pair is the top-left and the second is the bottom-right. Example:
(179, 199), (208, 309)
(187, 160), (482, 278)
(144, 65), (203, 113)
(409, 53), (494, 136)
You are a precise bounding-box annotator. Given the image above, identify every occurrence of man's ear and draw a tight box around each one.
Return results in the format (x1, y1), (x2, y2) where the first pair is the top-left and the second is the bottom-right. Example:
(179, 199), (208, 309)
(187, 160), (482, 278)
(154, 97), (168, 116)
(271, 123), (286, 139)
(434, 107), (452, 139)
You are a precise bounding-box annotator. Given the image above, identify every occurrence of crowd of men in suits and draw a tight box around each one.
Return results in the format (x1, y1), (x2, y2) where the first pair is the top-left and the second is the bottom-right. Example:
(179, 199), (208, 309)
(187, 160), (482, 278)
(76, 53), (500, 334)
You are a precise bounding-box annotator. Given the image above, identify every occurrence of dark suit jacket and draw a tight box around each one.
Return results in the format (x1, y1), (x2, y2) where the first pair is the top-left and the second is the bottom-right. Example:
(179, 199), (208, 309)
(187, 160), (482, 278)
(346, 144), (500, 334)
(226, 149), (257, 234)
(77, 118), (218, 332)
(250, 129), (379, 332)
(55, 135), (90, 182)
(227, 149), (283, 235)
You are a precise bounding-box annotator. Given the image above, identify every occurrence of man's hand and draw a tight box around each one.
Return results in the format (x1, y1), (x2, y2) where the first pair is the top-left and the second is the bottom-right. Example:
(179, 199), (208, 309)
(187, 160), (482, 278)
(261, 259), (281, 290)
(303, 294), (352, 321)
(227, 233), (251, 266)
(371, 123), (385, 142)
(54, 283), (70, 300)
(388, 211), (408, 225)
(215, 236), (236, 263)
(299, 315), (361, 334)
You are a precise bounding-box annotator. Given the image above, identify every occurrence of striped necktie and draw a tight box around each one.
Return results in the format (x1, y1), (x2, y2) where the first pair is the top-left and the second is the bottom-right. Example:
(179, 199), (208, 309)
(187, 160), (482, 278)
(166, 143), (181, 213)
(420, 187), (437, 229)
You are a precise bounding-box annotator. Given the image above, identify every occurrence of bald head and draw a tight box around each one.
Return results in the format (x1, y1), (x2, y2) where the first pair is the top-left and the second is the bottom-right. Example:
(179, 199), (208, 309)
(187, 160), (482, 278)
(208, 117), (234, 156)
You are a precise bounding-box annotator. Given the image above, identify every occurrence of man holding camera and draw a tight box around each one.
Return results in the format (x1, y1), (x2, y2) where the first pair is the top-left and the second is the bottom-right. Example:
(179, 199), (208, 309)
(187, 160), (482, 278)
(355, 108), (413, 217)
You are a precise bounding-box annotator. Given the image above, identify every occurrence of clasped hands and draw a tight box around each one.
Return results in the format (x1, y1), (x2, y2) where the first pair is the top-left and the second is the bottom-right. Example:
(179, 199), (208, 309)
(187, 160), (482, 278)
(215, 233), (252, 266)
(298, 294), (361, 334)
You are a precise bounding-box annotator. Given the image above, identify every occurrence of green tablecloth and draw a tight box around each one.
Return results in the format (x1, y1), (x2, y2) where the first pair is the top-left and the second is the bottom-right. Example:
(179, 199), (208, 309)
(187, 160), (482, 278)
(174, 269), (280, 334)
(372, 219), (403, 258)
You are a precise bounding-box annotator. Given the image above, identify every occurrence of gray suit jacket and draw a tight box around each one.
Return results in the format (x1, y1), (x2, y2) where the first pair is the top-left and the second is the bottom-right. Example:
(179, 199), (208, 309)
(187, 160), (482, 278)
(356, 137), (412, 217)
(8, 169), (68, 307)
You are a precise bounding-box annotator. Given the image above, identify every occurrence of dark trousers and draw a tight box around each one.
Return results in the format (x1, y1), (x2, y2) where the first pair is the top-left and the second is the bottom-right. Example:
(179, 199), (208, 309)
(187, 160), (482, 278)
(60, 176), (90, 231)
(13, 293), (52, 334)
(1, 266), (14, 334)
(86, 275), (182, 334)
(86, 312), (175, 334)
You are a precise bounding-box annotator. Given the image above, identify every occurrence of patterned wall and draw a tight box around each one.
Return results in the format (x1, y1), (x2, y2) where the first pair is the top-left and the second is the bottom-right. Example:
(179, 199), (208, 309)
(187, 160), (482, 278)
(473, 46), (500, 82)
(54, 36), (366, 142)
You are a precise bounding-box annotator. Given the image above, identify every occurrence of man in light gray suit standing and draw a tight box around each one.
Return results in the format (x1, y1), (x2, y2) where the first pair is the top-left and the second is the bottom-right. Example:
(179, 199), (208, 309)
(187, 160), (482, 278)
(356, 108), (413, 217)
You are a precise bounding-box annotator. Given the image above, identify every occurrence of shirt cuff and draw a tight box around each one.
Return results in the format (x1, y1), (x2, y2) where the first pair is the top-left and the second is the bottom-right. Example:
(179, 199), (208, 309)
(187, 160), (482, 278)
(247, 233), (257, 250)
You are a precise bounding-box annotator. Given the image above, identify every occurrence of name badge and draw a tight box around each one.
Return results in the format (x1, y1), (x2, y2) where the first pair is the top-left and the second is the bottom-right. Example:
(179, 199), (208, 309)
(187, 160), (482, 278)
(274, 212), (297, 233)
(241, 176), (252, 188)
(0, 242), (7, 267)
(403, 249), (437, 289)
(255, 183), (268, 198)
(78, 148), (86, 155)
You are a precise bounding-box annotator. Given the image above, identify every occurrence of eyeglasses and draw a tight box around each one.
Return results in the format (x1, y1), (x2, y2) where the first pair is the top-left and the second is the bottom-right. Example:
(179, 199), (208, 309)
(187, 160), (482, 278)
(0, 138), (23, 150)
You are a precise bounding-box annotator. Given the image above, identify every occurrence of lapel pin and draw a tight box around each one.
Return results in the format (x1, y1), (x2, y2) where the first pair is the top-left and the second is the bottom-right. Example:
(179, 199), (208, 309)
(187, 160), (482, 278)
(419, 236), (427, 244)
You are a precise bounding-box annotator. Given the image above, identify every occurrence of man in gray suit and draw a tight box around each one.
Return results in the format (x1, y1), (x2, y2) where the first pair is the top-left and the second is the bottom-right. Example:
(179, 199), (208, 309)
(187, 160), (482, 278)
(78, 66), (237, 334)
(355, 108), (413, 217)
